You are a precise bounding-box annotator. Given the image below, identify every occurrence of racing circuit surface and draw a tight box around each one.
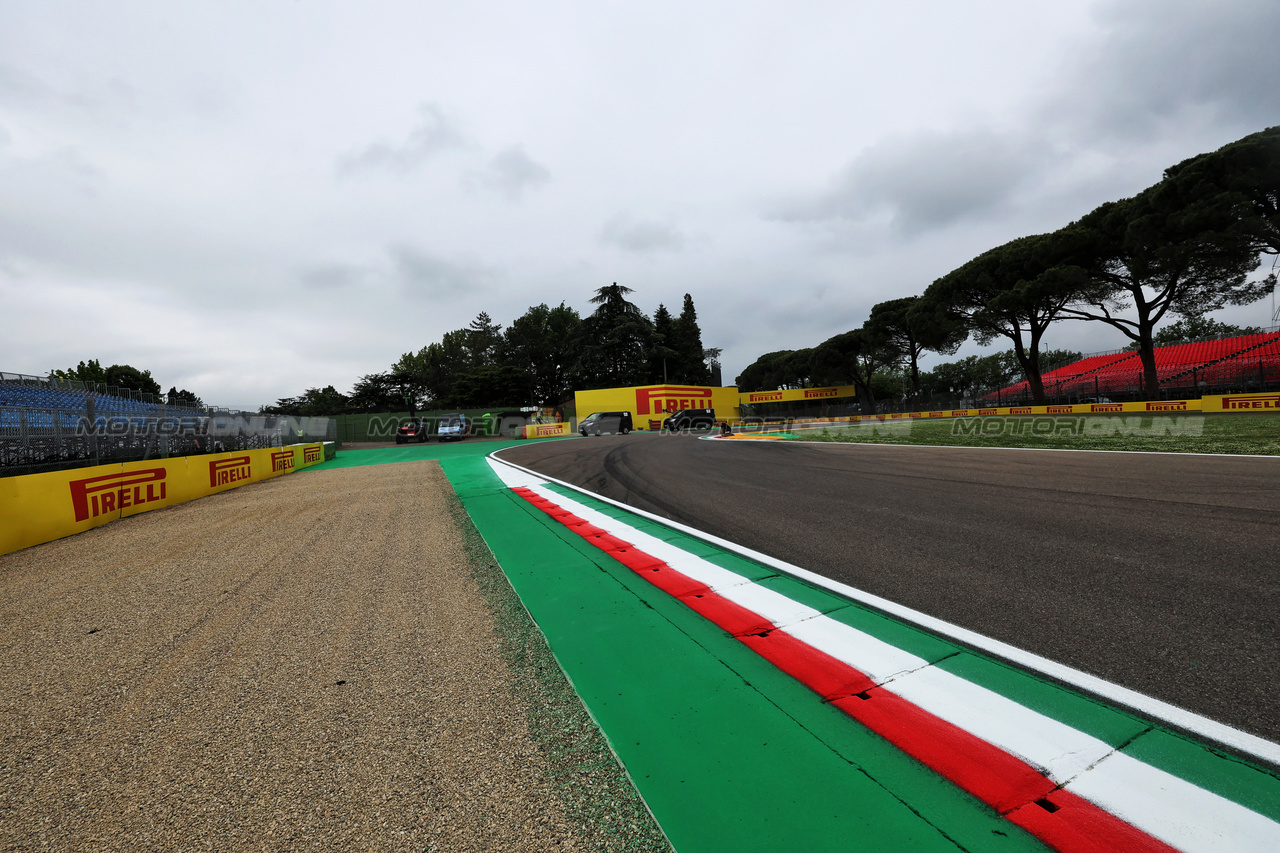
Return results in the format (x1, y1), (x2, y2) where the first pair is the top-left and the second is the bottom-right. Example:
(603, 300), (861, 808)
(496, 433), (1280, 745)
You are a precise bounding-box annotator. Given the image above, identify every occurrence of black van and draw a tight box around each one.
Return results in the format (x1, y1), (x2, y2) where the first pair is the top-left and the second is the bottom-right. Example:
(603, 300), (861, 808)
(662, 408), (716, 431)
(578, 411), (633, 436)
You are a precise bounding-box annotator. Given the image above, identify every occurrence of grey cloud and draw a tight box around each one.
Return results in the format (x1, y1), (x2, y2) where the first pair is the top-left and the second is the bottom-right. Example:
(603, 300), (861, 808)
(299, 263), (373, 291)
(774, 130), (1044, 234)
(599, 214), (686, 253)
(466, 145), (550, 200)
(0, 62), (140, 120)
(0, 63), (51, 103)
(338, 103), (469, 175)
(1058, 0), (1280, 137)
(389, 245), (497, 299)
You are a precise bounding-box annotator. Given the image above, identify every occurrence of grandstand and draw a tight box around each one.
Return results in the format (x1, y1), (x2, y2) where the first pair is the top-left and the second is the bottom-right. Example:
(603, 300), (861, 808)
(983, 329), (1280, 403)
(0, 372), (335, 476)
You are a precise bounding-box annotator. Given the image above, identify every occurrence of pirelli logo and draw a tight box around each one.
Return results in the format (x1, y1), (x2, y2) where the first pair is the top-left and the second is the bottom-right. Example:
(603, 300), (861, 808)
(635, 385), (713, 415)
(1011, 407), (1032, 415)
(69, 468), (167, 522)
(804, 388), (838, 399)
(1221, 394), (1280, 410)
(1048, 406), (1073, 414)
(1146, 401), (1188, 412)
(531, 425), (563, 437)
(210, 456), (252, 487)
(271, 450), (295, 473)
(979, 409), (998, 415)
(748, 391), (784, 403)
(951, 410), (968, 417)
(304, 446), (322, 463)
(1090, 403), (1123, 413)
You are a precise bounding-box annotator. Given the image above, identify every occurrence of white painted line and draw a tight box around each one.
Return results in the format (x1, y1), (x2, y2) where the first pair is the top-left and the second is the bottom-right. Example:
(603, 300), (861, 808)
(1067, 750), (1280, 853)
(784, 616), (927, 685)
(487, 451), (1280, 767)
(885, 665), (1280, 852)
(487, 459), (548, 489)
(888, 665), (1115, 781)
(520, 482), (756, 593)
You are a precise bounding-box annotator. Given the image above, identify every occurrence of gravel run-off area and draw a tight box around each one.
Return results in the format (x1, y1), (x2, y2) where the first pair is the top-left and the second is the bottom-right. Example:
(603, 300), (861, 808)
(0, 460), (671, 852)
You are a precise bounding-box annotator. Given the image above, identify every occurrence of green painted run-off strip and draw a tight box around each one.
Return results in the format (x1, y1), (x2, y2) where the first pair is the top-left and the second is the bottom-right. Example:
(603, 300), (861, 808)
(320, 444), (1280, 851)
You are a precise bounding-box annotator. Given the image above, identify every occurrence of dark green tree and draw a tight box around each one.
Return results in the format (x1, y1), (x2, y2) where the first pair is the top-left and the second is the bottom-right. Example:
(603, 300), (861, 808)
(166, 387), (204, 409)
(648, 303), (678, 383)
(734, 349), (814, 392)
(811, 325), (898, 413)
(920, 232), (1086, 404)
(1058, 185), (1272, 396)
(262, 396), (304, 416)
(102, 364), (162, 397)
(261, 386), (349, 416)
(503, 302), (583, 406)
(1152, 316), (1263, 346)
(347, 372), (403, 412)
(466, 312), (504, 367)
(448, 364), (530, 408)
(397, 329), (470, 407)
(703, 347), (723, 386)
(921, 352), (1022, 401)
(671, 293), (710, 384)
(300, 385), (348, 415)
(61, 359), (109, 384)
(868, 295), (965, 400)
(1157, 126), (1280, 256)
(575, 283), (655, 388)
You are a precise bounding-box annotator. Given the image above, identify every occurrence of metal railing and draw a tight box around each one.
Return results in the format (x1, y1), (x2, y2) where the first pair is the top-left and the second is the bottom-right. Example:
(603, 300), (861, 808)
(1, 398), (336, 476)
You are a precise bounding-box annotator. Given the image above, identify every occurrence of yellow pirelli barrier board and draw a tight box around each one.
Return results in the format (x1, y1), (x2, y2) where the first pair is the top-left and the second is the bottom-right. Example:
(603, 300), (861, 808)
(831, 399), (1204, 423)
(574, 384), (741, 428)
(739, 385), (860, 406)
(522, 422), (572, 439)
(0, 443), (326, 557)
(1201, 392), (1280, 413)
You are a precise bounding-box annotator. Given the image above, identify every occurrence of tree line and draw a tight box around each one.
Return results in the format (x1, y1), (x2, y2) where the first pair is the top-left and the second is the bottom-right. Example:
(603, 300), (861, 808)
(736, 126), (1279, 409)
(264, 285), (719, 416)
(54, 359), (204, 409)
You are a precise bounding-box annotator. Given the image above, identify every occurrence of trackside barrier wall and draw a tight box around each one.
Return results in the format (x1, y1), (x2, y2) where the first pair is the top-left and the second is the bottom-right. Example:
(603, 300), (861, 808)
(739, 385), (860, 406)
(1201, 392), (1280, 412)
(574, 384), (742, 428)
(0, 442), (326, 557)
(736, 399), (1210, 427)
(772, 395), (1273, 422)
(521, 422), (571, 439)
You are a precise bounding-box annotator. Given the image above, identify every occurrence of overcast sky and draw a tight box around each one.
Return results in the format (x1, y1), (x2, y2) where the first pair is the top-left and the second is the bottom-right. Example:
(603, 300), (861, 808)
(2, 0), (1278, 409)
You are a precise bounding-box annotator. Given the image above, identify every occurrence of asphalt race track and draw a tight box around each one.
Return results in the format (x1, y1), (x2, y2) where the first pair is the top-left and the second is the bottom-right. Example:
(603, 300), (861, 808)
(497, 433), (1280, 746)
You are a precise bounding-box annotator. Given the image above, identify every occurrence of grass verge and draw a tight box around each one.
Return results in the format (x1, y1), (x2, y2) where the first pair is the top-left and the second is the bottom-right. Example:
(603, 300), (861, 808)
(446, 492), (674, 853)
(771, 412), (1280, 455)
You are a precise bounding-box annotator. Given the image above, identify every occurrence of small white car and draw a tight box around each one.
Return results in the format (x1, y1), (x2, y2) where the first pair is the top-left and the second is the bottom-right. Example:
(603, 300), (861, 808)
(436, 413), (469, 441)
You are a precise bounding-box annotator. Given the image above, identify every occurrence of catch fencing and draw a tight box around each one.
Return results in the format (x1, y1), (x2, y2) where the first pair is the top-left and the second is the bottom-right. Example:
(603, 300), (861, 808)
(1, 373), (334, 476)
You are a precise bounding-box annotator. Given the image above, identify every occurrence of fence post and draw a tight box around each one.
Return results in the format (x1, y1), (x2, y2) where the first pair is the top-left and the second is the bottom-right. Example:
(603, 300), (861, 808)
(86, 397), (99, 467)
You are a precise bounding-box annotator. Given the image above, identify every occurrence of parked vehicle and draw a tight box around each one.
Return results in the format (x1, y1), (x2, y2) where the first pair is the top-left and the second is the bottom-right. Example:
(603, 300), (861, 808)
(395, 418), (428, 444)
(436, 413), (470, 441)
(578, 411), (633, 436)
(662, 408), (716, 431)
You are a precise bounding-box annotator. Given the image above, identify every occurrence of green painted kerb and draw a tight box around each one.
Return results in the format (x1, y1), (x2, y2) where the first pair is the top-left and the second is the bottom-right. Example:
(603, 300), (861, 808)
(442, 450), (1050, 853)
